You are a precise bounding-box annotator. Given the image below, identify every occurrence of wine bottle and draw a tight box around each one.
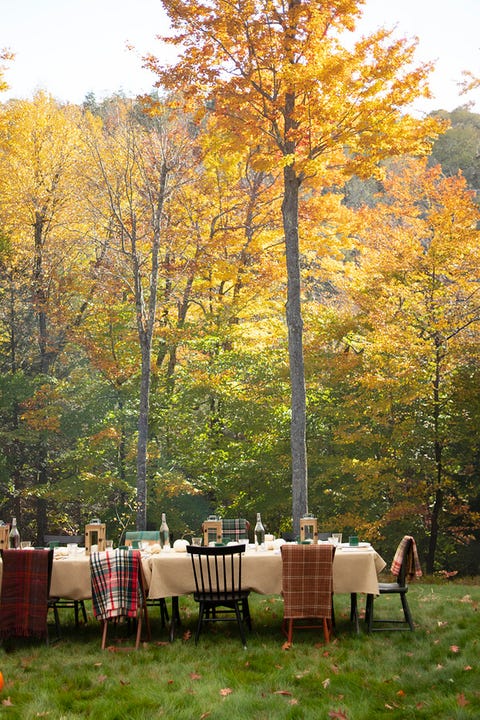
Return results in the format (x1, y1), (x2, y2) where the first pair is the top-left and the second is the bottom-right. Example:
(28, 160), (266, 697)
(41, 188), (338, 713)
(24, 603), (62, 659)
(254, 512), (265, 548)
(159, 513), (170, 549)
(9, 517), (20, 549)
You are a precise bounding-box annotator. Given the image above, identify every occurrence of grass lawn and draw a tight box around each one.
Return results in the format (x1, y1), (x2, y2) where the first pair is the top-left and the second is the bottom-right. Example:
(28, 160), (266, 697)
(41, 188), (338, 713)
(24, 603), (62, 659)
(1, 580), (479, 719)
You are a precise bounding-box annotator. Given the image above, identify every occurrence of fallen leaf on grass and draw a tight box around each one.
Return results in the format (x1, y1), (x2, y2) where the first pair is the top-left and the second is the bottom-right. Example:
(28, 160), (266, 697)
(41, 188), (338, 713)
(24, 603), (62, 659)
(396, 690), (406, 697)
(183, 630), (192, 641)
(199, 713), (211, 720)
(322, 678), (331, 689)
(274, 690), (292, 696)
(97, 674), (108, 684)
(457, 693), (469, 707)
(190, 673), (202, 680)
(328, 709), (348, 719)
(2, 698), (13, 706)
(464, 665), (473, 671)
(282, 641), (291, 651)
(220, 688), (232, 697)
(450, 645), (460, 653)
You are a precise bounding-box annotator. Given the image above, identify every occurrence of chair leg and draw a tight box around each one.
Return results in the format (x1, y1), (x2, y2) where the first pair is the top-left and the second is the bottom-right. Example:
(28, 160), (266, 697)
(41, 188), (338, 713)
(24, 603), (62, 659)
(135, 614), (142, 650)
(169, 597), (180, 642)
(101, 620), (108, 650)
(195, 601), (205, 645)
(52, 604), (61, 638)
(365, 594), (374, 633)
(287, 619), (293, 644)
(350, 593), (359, 634)
(401, 593), (414, 631)
(234, 601), (247, 649)
(242, 599), (252, 630)
(323, 617), (330, 643)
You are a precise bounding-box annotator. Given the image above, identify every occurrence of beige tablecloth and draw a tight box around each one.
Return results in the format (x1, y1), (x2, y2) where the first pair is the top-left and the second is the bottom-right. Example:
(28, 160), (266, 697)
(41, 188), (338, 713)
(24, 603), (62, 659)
(146, 546), (386, 599)
(0, 546), (386, 601)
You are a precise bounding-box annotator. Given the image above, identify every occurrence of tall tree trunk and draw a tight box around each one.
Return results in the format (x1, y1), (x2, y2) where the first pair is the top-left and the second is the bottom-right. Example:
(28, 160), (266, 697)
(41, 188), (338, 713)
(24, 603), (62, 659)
(282, 162), (308, 537)
(426, 341), (444, 573)
(135, 163), (168, 530)
(33, 211), (49, 540)
(136, 343), (151, 530)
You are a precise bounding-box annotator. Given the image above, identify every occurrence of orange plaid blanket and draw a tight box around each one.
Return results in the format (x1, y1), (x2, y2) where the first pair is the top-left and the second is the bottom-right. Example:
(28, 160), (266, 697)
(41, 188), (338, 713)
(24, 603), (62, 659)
(390, 535), (422, 581)
(281, 544), (334, 619)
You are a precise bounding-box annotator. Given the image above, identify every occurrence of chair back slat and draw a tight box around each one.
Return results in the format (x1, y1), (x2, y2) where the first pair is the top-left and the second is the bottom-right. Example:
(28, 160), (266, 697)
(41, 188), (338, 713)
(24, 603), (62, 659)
(187, 545), (245, 600)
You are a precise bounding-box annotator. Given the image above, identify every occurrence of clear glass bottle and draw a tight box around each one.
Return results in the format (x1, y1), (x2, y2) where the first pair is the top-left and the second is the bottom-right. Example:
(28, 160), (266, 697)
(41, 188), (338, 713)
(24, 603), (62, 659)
(9, 517), (20, 549)
(159, 513), (170, 549)
(254, 512), (265, 548)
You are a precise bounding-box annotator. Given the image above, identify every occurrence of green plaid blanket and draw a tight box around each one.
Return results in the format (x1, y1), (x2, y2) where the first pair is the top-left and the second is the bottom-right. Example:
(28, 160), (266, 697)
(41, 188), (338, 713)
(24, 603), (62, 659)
(222, 518), (249, 540)
(90, 549), (142, 621)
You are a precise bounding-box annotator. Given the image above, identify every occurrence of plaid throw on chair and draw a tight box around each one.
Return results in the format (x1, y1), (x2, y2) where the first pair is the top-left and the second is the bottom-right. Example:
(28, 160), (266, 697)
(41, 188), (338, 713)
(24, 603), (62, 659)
(0, 549), (52, 639)
(90, 549), (142, 621)
(281, 544), (334, 620)
(390, 535), (423, 581)
(222, 519), (249, 541)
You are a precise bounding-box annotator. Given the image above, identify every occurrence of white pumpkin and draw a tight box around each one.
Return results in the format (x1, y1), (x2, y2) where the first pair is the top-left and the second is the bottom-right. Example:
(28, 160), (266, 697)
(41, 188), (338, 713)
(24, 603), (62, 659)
(173, 539), (190, 553)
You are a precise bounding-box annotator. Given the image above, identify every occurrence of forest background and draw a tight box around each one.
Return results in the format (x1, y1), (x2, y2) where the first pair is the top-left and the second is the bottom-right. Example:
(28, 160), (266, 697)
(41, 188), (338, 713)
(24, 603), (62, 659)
(0, 6), (479, 577)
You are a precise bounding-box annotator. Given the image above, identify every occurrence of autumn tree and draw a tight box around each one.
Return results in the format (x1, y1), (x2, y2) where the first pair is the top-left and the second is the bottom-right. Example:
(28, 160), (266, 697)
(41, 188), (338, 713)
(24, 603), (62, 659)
(147, 0), (442, 532)
(0, 92), (94, 540)
(82, 98), (199, 529)
(318, 158), (480, 571)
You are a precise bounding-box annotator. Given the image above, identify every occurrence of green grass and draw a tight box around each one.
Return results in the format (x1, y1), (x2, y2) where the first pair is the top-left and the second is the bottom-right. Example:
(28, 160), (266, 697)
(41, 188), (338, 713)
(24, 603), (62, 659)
(1, 581), (479, 719)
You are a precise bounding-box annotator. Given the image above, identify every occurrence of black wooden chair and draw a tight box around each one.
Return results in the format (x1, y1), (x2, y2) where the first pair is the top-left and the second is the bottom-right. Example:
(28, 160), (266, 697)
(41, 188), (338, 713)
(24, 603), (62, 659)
(0, 548), (54, 645)
(280, 543), (335, 645)
(44, 534), (88, 633)
(187, 544), (251, 648)
(365, 536), (421, 632)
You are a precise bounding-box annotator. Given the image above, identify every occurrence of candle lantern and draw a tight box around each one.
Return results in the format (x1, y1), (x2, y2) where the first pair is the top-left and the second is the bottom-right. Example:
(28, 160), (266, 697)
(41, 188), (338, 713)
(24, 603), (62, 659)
(300, 514), (318, 543)
(0, 524), (9, 550)
(202, 516), (222, 545)
(85, 521), (106, 554)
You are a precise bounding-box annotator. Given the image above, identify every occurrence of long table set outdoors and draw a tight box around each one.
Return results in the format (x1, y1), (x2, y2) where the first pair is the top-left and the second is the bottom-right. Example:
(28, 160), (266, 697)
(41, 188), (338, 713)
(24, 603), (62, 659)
(0, 541), (386, 636)
(0, 542), (385, 600)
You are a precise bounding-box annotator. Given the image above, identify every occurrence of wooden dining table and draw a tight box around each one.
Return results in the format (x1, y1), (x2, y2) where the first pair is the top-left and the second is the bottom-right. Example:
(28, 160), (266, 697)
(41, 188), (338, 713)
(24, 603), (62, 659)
(0, 543), (386, 635)
(16, 543), (384, 597)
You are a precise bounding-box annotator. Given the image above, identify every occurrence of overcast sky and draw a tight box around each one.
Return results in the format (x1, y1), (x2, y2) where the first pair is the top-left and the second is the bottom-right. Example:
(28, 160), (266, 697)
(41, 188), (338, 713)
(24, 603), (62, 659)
(2, 0), (479, 113)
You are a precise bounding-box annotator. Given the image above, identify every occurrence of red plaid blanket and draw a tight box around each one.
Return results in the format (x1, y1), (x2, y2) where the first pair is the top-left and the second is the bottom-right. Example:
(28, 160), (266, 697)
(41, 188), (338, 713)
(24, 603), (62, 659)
(90, 549), (142, 621)
(0, 549), (52, 639)
(281, 544), (334, 619)
(390, 536), (423, 581)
